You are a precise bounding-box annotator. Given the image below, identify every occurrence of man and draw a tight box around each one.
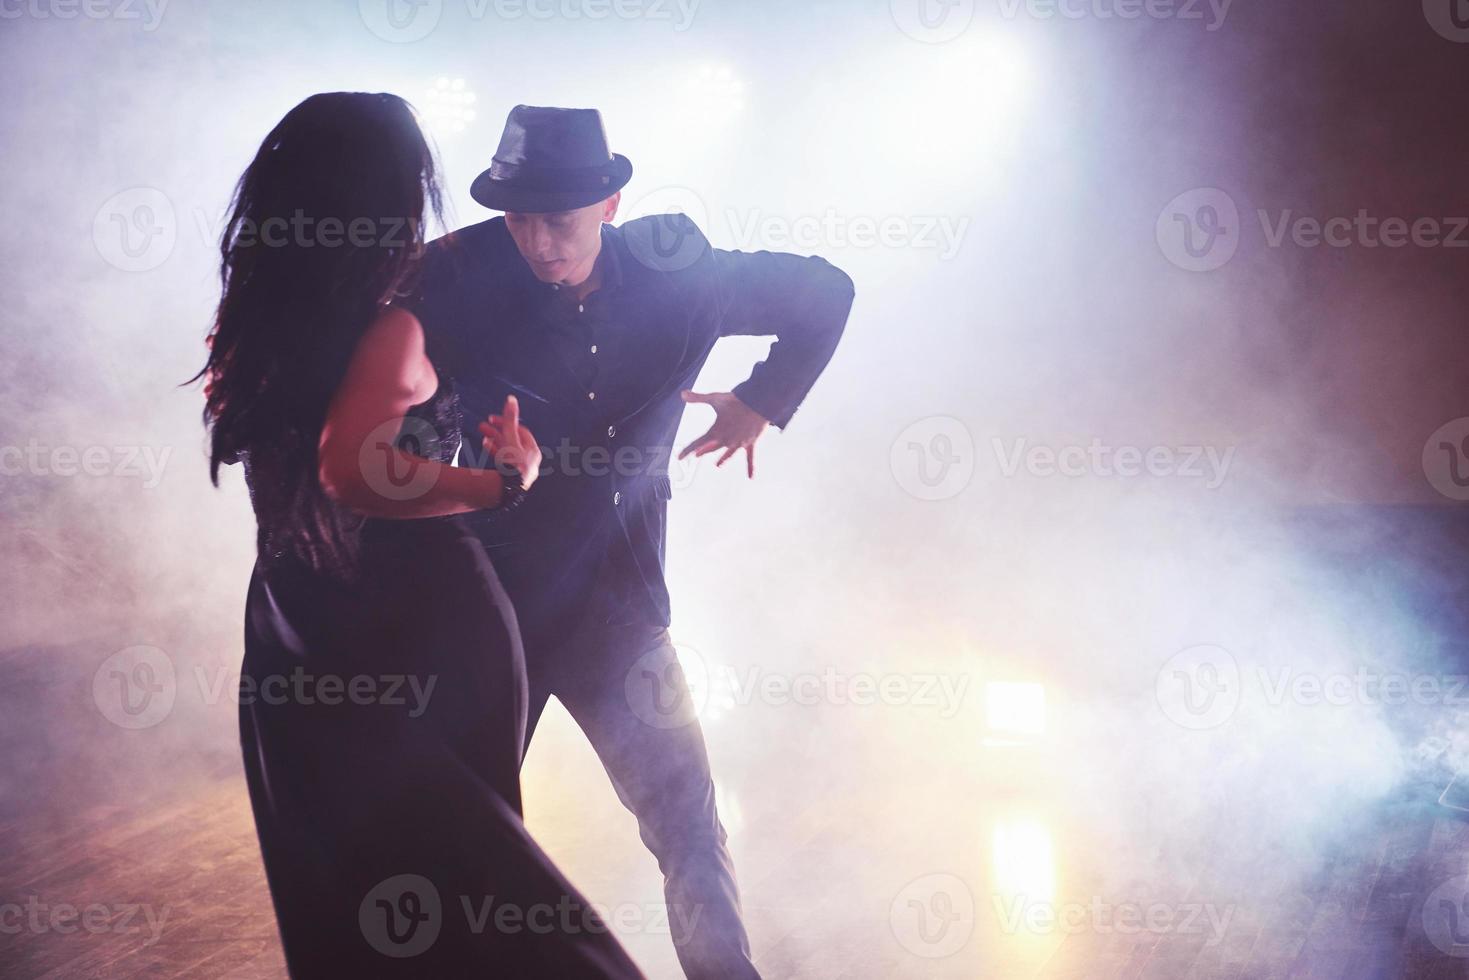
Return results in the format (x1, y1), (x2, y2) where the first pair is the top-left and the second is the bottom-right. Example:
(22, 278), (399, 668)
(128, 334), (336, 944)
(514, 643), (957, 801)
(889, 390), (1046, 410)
(410, 105), (854, 979)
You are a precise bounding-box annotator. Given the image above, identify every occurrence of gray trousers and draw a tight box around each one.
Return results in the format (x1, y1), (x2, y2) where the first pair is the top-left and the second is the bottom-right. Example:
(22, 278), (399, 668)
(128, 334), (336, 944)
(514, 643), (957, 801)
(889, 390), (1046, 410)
(524, 616), (762, 980)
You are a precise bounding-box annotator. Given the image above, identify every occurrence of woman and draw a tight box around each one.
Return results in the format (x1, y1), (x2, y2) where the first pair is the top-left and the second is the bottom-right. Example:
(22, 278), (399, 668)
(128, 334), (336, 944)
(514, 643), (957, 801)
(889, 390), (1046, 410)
(197, 92), (641, 978)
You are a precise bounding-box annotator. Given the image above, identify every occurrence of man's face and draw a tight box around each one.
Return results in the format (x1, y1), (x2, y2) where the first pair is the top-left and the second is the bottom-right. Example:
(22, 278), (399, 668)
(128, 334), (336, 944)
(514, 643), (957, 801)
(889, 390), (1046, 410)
(504, 193), (619, 287)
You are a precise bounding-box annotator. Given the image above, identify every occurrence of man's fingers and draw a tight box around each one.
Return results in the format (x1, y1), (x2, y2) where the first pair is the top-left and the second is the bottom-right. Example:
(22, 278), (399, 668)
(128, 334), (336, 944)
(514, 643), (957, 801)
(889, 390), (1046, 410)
(678, 430), (718, 459)
(746, 444), (755, 479)
(715, 447), (737, 468)
(681, 390), (715, 405)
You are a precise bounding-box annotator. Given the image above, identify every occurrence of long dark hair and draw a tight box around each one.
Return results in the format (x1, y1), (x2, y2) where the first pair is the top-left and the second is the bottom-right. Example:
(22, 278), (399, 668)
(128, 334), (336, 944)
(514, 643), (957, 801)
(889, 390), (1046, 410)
(195, 92), (444, 572)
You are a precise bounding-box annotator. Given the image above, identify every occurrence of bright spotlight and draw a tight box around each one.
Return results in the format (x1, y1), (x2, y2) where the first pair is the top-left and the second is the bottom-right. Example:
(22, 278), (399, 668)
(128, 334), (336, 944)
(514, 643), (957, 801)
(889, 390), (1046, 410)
(420, 76), (478, 138)
(991, 815), (1056, 905)
(690, 63), (745, 117)
(984, 681), (1046, 742)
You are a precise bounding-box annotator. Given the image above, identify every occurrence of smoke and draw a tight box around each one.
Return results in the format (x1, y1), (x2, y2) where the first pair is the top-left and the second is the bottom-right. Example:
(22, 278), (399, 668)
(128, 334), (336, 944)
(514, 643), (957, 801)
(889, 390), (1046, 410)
(2, 0), (1467, 975)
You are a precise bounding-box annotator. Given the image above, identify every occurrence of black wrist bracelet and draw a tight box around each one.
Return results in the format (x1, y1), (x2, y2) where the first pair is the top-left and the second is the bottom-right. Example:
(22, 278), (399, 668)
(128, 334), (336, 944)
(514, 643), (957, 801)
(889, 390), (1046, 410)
(495, 463), (529, 512)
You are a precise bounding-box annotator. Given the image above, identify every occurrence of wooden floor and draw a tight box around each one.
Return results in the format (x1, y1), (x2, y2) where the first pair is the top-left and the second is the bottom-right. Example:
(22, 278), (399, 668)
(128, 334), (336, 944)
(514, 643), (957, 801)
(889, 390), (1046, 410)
(6, 766), (1469, 978)
(9, 606), (1469, 979)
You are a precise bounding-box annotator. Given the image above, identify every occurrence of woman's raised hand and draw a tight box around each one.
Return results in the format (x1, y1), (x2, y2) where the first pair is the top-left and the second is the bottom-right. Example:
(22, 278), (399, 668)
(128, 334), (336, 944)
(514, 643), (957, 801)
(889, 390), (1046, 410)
(478, 394), (543, 492)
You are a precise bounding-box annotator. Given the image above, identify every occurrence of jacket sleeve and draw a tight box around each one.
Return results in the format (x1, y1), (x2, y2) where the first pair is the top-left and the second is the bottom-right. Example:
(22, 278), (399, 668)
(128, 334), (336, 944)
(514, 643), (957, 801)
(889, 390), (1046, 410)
(707, 236), (855, 430)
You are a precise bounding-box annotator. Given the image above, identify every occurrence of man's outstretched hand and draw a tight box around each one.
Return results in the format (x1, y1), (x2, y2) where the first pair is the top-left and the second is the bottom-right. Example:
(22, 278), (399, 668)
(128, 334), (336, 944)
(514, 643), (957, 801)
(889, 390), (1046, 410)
(677, 390), (769, 479)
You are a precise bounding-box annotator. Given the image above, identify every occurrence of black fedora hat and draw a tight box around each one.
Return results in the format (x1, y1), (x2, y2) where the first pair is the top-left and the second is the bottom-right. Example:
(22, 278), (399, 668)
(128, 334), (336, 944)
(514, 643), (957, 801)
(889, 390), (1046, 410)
(470, 105), (633, 213)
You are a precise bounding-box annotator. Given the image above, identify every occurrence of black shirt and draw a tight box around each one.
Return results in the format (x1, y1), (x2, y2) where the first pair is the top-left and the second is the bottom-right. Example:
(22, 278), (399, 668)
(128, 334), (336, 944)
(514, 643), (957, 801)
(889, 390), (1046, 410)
(411, 213), (855, 649)
(541, 260), (646, 628)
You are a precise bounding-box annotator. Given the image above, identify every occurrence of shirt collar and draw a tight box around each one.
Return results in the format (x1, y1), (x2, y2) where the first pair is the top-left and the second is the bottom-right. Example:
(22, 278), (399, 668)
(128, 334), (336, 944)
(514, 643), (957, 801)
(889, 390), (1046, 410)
(542, 223), (623, 301)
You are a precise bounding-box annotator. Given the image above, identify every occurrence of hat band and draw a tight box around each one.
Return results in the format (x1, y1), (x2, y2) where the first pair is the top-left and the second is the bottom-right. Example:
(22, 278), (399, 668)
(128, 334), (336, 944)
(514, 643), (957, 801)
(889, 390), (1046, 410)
(485, 159), (619, 191)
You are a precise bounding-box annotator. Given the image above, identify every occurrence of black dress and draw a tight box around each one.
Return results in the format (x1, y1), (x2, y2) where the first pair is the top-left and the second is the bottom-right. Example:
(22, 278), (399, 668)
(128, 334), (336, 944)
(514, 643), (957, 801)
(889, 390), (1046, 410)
(237, 376), (643, 978)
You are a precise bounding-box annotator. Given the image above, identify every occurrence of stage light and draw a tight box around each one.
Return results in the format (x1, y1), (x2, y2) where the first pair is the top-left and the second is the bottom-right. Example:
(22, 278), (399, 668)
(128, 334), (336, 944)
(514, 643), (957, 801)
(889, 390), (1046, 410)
(688, 63), (745, 118)
(420, 76), (478, 138)
(715, 782), (744, 836)
(811, 29), (1035, 200)
(991, 815), (1056, 905)
(984, 681), (1047, 741)
(672, 640), (737, 726)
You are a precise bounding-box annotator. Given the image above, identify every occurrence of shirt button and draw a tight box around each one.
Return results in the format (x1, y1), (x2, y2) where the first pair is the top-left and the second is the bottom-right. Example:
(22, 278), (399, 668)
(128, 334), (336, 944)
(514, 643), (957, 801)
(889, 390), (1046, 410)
(578, 304), (585, 314)
(607, 424), (617, 439)
(613, 491), (622, 506)
(587, 391), (596, 400)
(590, 344), (598, 354)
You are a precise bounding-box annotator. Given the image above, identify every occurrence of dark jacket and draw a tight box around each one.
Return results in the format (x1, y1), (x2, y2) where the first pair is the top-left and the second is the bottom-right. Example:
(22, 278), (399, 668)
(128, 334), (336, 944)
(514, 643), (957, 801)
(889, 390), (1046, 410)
(409, 214), (855, 648)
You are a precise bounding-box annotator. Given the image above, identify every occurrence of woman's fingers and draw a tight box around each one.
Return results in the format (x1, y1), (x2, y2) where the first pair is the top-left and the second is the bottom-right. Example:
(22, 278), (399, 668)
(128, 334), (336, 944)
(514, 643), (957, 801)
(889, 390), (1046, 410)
(482, 400), (536, 475)
(503, 395), (519, 436)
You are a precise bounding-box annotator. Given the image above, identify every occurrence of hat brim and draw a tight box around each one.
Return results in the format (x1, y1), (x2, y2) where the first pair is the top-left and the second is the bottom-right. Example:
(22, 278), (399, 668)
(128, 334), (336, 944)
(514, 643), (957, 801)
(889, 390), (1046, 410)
(469, 154), (633, 213)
